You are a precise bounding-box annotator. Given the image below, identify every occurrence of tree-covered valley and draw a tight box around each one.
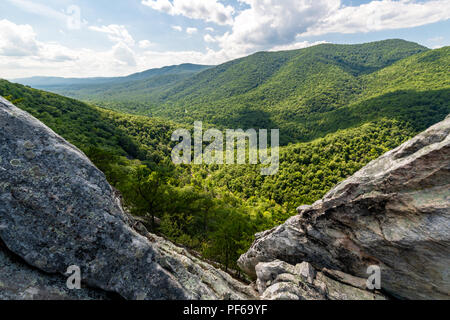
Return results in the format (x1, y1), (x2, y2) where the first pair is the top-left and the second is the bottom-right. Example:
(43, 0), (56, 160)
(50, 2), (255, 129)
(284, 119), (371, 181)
(3, 39), (449, 274)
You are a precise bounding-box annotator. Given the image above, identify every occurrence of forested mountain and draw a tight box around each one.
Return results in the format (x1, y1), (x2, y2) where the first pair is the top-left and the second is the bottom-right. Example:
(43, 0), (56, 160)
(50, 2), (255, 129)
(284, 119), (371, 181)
(14, 63), (211, 88)
(148, 40), (447, 144)
(11, 76), (118, 87)
(0, 79), (175, 162)
(0, 83), (436, 271)
(153, 40), (428, 113)
(17, 39), (449, 145)
(13, 63), (211, 115)
(2, 39), (449, 271)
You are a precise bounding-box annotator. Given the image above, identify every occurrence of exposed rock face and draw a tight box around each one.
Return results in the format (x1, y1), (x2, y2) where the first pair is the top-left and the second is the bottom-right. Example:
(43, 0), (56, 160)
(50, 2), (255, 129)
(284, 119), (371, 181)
(0, 97), (256, 300)
(239, 116), (450, 300)
(255, 260), (386, 300)
(0, 241), (110, 300)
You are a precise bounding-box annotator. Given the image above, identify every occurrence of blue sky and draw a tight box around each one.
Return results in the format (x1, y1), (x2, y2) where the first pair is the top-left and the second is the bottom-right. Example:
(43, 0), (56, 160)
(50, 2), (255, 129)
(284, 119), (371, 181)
(0, 0), (449, 78)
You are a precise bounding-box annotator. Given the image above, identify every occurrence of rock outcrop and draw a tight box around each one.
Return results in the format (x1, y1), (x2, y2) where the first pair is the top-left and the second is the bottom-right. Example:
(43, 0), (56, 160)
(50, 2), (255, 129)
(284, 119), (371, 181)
(0, 97), (256, 300)
(0, 241), (111, 300)
(2, 94), (448, 300)
(239, 115), (450, 300)
(254, 260), (386, 300)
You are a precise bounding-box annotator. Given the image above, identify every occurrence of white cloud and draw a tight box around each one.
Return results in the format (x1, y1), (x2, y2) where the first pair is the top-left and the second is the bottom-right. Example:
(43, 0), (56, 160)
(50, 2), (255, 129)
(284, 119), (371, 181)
(0, 19), (140, 78)
(142, 0), (173, 13)
(37, 42), (78, 62)
(0, 19), (78, 62)
(89, 24), (135, 46)
(137, 48), (227, 68)
(212, 0), (340, 58)
(0, 20), (217, 78)
(142, 0), (235, 25)
(3, 1), (450, 79)
(140, 0), (450, 69)
(206, 0), (450, 59)
(113, 42), (137, 66)
(186, 27), (198, 35)
(268, 41), (329, 52)
(138, 40), (154, 49)
(6, 0), (86, 30)
(88, 24), (137, 66)
(141, 0), (341, 60)
(304, 0), (450, 36)
(204, 34), (217, 43)
(0, 19), (39, 57)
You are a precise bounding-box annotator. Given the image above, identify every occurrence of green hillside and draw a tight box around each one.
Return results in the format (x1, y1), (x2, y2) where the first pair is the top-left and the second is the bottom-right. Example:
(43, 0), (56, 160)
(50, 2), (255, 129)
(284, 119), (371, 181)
(0, 76), (421, 272)
(0, 80), (279, 270)
(13, 64), (211, 116)
(2, 39), (448, 272)
(194, 118), (416, 212)
(156, 43), (448, 145)
(158, 39), (427, 108)
(0, 79), (175, 163)
(22, 39), (450, 146)
(151, 41), (447, 145)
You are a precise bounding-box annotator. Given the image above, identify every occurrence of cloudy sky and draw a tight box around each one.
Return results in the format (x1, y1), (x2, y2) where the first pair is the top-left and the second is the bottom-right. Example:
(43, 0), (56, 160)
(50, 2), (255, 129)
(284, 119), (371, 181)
(0, 0), (449, 78)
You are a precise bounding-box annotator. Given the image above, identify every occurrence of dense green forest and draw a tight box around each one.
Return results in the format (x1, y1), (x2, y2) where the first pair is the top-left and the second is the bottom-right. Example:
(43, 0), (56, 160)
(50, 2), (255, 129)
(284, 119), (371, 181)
(0, 80), (283, 271)
(149, 42), (448, 145)
(14, 64), (212, 116)
(195, 119), (416, 212)
(2, 40), (449, 272)
(20, 40), (449, 145)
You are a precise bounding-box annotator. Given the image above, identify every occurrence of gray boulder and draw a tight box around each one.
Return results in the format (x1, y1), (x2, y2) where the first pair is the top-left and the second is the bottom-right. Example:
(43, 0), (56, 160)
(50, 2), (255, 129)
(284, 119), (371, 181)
(255, 260), (385, 300)
(239, 115), (450, 300)
(0, 97), (256, 300)
(0, 242), (110, 300)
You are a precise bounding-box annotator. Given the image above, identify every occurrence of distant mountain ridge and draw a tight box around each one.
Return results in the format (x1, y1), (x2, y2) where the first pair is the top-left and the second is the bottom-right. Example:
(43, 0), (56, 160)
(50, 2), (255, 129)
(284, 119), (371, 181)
(11, 76), (117, 87)
(13, 63), (212, 88)
(9, 39), (450, 145)
(1, 44), (448, 278)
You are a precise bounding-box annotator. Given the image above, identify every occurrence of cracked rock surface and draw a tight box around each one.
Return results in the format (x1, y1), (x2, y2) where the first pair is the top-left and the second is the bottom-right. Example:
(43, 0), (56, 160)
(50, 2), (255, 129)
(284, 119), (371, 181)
(0, 240), (110, 300)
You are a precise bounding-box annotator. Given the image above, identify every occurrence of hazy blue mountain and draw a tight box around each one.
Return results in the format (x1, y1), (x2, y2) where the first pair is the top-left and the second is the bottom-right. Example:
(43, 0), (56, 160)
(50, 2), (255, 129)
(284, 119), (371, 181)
(13, 63), (212, 88)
